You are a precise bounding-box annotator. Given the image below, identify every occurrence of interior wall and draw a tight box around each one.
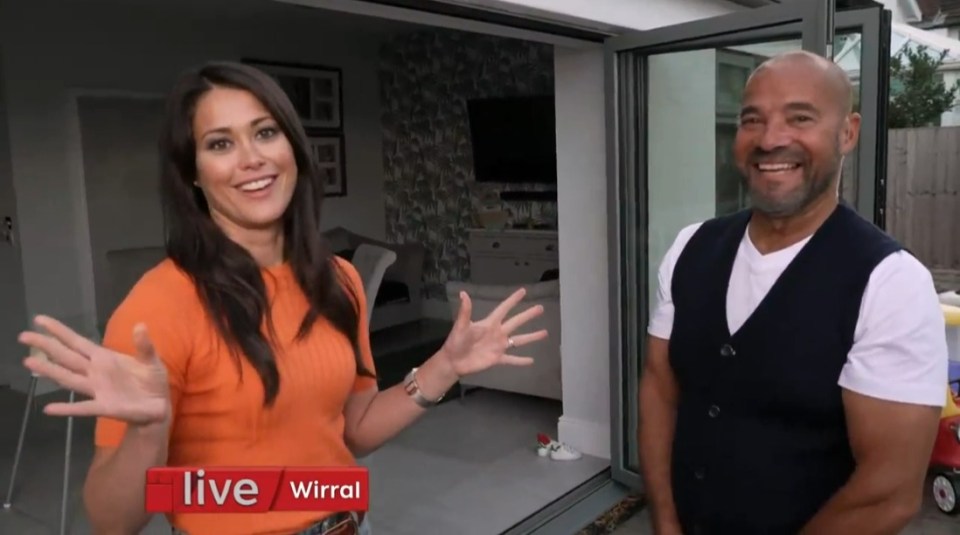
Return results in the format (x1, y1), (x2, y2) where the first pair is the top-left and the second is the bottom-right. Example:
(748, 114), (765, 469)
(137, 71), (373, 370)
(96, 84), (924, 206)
(554, 45), (611, 458)
(76, 96), (166, 329)
(0, 0), (390, 389)
(0, 38), (29, 388)
(379, 28), (556, 299)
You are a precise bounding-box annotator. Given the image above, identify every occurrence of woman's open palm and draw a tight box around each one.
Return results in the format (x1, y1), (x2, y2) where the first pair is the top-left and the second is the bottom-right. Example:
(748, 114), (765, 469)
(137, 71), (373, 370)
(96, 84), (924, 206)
(440, 287), (549, 377)
(19, 315), (170, 426)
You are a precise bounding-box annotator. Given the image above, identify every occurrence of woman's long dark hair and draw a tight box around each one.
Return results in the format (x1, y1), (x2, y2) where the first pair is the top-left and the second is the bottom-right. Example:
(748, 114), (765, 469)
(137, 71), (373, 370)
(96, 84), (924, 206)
(158, 61), (374, 406)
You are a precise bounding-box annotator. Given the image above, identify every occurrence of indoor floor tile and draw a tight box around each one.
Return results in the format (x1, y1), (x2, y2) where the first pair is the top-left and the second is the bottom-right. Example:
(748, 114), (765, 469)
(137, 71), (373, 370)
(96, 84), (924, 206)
(0, 387), (608, 535)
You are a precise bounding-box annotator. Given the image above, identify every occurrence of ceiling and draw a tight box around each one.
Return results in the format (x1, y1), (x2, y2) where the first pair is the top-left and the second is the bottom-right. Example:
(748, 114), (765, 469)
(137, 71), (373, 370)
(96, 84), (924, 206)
(80, 0), (425, 35)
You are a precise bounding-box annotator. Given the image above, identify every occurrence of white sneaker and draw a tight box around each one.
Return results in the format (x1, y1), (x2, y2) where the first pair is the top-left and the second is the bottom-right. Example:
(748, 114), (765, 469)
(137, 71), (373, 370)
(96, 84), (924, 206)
(536, 433), (554, 457)
(535, 433), (582, 461)
(549, 442), (582, 461)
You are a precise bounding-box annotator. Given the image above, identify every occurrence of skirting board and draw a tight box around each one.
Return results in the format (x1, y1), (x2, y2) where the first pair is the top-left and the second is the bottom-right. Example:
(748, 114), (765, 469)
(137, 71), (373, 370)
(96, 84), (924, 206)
(559, 415), (611, 460)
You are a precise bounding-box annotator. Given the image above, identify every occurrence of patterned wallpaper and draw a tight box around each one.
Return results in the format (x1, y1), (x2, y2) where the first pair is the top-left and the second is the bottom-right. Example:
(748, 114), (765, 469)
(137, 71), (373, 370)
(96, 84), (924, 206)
(379, 29), (555, 299)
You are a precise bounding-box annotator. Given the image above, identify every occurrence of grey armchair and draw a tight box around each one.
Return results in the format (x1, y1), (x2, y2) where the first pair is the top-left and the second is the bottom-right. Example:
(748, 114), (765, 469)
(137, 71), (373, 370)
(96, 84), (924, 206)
(323, 227), (425, 331)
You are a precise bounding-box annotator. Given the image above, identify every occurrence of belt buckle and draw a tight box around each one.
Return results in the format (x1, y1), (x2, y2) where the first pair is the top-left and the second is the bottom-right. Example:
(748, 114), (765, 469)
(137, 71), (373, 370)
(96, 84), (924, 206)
(317, 512), (358, 535)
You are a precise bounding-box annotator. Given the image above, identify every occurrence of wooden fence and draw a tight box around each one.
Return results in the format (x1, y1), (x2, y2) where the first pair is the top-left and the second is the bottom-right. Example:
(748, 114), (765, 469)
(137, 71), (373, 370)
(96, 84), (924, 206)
(885, 126), (960, 291)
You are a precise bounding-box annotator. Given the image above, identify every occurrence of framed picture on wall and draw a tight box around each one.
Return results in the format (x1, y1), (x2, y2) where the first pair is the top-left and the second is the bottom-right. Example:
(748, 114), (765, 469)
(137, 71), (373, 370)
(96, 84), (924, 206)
(308, 131), (346, 197)
(241, 58), (342, 130)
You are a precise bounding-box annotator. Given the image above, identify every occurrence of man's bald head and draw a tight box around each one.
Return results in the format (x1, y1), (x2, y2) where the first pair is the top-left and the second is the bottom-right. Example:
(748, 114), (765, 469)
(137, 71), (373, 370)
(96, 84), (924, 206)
(746, 50), (854, 114)
(733, 50), (861, 219)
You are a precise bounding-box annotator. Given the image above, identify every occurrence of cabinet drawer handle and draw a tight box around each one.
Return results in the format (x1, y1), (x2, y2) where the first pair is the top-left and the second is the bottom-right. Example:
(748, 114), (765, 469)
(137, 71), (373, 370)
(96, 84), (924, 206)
(545, 244), (555, 251)
(492, 242), (500, 248)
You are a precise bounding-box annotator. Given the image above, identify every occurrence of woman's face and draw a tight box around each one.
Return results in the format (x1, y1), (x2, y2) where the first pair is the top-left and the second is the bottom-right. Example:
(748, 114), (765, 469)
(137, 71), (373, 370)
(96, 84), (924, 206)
(192, 86), (298, 234)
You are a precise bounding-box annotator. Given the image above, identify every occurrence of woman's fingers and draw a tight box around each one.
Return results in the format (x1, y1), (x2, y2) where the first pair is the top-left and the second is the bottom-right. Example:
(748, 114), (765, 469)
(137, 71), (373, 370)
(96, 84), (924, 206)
(502, 304), (545, 334)
(33, 315), (102, 360)
(500, 355), (535, 367)
(19, 330), (91, 375)
(131, 323), (158, 365)
(507, 329), (549, 348)
(23, 356), (93, 396)
(488, 288), (527, 323)
(42, 399), (103, 418)
(453, 292), (474, 330)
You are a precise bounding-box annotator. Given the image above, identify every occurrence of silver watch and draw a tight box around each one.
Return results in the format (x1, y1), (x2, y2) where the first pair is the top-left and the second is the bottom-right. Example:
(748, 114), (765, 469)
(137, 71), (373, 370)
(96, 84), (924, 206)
(403, 367), (444, 408)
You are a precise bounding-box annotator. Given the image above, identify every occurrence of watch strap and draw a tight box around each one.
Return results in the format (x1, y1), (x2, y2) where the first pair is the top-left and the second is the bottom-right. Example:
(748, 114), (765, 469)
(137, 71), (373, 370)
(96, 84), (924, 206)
(403, 367), (444, 408)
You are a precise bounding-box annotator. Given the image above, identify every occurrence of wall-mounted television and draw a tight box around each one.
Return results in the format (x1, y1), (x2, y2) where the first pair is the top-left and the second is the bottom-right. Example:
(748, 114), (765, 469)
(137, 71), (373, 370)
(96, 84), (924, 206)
(466, 95), (557, 185)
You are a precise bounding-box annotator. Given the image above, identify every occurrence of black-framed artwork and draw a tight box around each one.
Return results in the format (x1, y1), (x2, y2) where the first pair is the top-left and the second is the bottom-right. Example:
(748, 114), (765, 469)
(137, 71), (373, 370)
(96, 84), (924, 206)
(242, 58), (343, 130)
(307, 130), (346, 197)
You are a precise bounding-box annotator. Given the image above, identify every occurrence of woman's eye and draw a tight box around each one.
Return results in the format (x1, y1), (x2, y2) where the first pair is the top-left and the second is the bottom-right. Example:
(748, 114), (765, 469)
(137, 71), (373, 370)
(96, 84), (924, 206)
(207, 139), (230, 151)
(257, 127), (279, 139)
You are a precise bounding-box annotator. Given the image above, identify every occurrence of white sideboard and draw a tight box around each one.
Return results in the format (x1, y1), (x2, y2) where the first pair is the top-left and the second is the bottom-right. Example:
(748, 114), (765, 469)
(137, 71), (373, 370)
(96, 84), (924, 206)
(466, 228), (558, 284)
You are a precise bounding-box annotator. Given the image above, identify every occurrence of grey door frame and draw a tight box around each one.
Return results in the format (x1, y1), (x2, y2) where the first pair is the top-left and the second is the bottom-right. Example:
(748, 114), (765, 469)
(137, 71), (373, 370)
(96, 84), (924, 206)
(603, 2), (891, 490)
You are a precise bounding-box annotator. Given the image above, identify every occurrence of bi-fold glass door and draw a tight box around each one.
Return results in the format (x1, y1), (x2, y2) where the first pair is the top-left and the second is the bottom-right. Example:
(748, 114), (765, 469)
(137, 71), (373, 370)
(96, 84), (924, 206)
(604, 1), (892, 489)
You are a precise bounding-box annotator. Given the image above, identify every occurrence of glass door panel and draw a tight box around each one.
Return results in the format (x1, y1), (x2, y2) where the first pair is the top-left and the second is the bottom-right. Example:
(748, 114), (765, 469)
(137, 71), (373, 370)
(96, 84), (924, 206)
(605, 2), (891, 489)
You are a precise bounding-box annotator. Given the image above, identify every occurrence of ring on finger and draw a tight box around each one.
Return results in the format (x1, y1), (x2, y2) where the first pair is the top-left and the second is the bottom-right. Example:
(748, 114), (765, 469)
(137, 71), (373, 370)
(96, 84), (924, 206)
(507, 337), (516, 348)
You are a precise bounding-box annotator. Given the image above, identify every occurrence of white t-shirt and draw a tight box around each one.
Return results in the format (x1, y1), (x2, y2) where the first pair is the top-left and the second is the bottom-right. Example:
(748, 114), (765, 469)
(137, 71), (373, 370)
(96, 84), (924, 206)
(648, 222), (949, 408)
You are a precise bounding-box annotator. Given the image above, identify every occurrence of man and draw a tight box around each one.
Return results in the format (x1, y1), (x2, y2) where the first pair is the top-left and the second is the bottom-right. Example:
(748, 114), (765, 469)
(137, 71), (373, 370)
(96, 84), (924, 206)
(638, 51), (948, 535)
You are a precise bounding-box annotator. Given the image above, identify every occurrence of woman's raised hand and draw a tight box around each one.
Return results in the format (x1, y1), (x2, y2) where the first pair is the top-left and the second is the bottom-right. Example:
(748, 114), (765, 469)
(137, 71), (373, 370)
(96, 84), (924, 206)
(19, 315), (171, 427)
(438, 287), (549, 378)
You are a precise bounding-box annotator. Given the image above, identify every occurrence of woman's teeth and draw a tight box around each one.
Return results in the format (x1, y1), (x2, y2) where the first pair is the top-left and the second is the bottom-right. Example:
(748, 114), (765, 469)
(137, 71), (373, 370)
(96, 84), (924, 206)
(239, 177), (275, 192)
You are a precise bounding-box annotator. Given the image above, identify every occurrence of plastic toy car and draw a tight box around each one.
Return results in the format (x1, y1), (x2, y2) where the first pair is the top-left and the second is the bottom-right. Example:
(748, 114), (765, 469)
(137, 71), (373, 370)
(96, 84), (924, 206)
(931, 303), (960, 515)
(931, 379), (960, 514)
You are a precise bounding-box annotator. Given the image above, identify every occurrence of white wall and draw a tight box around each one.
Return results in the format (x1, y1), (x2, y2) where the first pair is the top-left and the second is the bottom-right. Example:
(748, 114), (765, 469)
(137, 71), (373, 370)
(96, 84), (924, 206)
(0, 0), (390, 389)
(940, 66), (960, 126)
(554, 46), (610, 458)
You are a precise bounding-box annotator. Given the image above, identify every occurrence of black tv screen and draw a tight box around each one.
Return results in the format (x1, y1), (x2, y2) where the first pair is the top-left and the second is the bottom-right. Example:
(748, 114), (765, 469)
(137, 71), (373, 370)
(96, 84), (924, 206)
(466, 95), (557, 184)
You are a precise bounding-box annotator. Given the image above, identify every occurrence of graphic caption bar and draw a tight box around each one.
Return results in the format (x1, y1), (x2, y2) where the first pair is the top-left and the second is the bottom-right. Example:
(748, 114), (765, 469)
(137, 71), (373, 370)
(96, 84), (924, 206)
(145, 466), (368, 513)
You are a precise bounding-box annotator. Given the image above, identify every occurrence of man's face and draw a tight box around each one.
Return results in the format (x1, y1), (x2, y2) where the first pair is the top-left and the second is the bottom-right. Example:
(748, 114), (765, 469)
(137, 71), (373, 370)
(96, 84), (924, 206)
(733, 61), (860, 217)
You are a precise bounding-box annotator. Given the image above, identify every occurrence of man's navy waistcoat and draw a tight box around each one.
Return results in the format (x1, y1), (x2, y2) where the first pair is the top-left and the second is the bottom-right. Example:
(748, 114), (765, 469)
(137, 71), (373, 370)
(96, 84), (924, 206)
(668, 202), (902, 535)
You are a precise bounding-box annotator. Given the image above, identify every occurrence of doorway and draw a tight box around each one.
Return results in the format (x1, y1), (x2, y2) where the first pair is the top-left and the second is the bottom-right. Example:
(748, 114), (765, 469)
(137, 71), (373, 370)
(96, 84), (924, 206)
(286, 0), (895, 533)
(606, 0), (891, 493)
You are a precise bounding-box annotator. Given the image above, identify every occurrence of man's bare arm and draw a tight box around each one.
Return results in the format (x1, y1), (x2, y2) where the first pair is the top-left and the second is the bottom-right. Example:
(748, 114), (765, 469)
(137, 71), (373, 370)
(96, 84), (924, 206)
(798, 389), (941, 535)
(638, 335), (682, 534)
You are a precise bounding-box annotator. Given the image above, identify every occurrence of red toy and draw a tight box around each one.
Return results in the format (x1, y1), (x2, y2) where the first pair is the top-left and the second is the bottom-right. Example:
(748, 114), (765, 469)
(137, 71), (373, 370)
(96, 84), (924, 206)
(930, 379), (960, 514)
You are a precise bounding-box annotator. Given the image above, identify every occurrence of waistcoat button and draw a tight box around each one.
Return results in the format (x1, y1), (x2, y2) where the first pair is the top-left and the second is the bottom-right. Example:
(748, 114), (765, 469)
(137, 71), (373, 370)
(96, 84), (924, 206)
(720, 344), (735, 356)
(694, 469), (705, 480)
(708, 405), (720, 418)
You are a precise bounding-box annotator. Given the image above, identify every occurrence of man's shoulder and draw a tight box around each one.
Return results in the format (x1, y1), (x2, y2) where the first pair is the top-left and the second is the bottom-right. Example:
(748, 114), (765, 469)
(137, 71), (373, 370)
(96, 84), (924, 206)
(868, 249), (935, 293)
(673, 221), (705, 248)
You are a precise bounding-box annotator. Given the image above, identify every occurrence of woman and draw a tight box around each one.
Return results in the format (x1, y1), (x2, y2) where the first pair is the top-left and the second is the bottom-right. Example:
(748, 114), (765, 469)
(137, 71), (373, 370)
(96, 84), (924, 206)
(17, 61), (546, 535)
